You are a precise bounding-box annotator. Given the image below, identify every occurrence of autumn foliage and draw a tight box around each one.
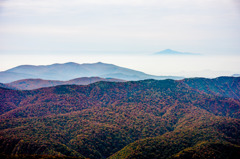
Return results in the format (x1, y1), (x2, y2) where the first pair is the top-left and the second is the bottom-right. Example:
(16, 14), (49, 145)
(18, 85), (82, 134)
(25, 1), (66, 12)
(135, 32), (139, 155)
(0, 77), (240, 158)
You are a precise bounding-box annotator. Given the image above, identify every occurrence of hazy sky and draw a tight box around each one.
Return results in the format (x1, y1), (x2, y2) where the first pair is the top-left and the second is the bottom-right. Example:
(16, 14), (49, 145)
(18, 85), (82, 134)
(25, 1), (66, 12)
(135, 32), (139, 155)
(0, 0), (240, 77)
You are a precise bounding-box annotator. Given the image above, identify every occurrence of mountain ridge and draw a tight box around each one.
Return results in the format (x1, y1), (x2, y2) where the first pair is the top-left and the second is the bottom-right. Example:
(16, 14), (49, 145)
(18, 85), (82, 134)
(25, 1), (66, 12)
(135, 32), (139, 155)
(5, 77), (125, 90)
(0, 62), (183, 83)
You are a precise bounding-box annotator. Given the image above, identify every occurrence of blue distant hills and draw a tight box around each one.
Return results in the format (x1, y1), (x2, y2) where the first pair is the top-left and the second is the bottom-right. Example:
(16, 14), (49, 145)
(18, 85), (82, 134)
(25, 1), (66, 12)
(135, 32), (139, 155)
(155, 49), (199, 55)
(0, 62), (183, 83)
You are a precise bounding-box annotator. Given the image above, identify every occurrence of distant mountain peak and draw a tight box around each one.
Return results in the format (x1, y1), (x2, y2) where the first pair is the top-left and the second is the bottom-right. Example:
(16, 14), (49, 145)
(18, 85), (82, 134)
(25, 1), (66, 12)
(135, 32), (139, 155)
(64, 62), (79, 65)
(162, 49), (176, 52)
(155, 49), (199, 55)
(96, 62), (104, 64)
(94, 62), (113, 66)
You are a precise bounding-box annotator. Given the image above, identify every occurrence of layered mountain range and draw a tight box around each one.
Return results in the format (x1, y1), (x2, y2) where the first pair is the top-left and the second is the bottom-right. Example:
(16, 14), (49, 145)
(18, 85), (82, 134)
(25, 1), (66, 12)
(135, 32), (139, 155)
(0, 62), (182, 83)
(0, 76), (240, 159)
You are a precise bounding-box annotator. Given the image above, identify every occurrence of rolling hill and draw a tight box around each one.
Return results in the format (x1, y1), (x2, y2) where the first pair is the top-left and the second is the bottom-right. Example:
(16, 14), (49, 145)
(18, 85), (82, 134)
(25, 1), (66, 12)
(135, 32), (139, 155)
(0, 62), (182, 83)
(5, 77), (125, 90)
(0, 77), (240, 158)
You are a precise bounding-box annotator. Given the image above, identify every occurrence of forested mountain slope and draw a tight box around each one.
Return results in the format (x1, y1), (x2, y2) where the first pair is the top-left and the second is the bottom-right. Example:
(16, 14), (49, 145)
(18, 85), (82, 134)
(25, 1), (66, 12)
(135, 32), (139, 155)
(182, 76), (240, 99)
(0, 77), (240, 158)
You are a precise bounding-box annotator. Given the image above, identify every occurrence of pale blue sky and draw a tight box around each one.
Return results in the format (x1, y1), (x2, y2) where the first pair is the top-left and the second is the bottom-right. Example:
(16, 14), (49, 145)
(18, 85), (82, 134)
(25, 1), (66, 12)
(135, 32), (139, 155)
(0, 0), (240, 77)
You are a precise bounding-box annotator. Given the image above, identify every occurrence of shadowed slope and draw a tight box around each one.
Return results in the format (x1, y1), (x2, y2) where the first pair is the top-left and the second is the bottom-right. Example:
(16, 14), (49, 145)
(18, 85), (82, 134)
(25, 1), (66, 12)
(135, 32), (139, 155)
(109, 114), (240, 159)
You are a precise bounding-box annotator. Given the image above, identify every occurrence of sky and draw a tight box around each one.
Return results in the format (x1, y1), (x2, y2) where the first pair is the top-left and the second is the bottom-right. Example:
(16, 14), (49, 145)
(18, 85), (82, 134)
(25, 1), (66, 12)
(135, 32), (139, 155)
(0, 0), (240, 77)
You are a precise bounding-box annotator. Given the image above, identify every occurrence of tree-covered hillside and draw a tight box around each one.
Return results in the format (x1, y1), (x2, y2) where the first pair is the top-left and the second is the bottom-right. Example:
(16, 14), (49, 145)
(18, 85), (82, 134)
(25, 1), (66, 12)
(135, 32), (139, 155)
(0, 77), (240, 158)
